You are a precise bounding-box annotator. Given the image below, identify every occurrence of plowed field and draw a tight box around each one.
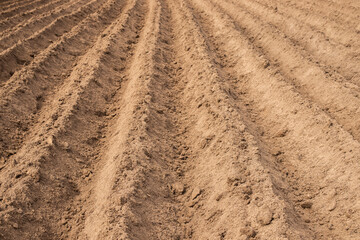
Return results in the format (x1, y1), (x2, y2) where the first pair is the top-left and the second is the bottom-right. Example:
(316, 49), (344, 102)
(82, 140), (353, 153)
(0, 0), (359, 239)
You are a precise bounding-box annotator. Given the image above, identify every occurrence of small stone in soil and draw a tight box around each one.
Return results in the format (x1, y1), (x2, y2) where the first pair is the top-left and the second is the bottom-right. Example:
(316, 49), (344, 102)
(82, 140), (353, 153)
(301, 202), (313, 209)
(256, 207), (273, 226)
(171, 182), (185, 195)
(191, 187), (202, 200)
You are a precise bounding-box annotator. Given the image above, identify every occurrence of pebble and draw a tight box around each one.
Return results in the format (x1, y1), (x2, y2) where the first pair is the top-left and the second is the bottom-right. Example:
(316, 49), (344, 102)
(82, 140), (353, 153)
(216, 193), (224, 201)
(301, 201), (313, 209)
(62, 142), (70, 151)
(82, 169), (92, 179)
(327, 201), (336, 211)
(240, 227), (257, 238)
(171, 182), (185, 195)
(257, 207), (273, 226)
(191, 187), (202, 200)
(47, 136), (55, 146)
(275, 129), (288, 138)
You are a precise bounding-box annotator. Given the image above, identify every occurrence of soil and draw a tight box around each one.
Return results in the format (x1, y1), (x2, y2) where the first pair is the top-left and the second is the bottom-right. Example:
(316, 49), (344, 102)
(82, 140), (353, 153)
(0, 0), (359, 239)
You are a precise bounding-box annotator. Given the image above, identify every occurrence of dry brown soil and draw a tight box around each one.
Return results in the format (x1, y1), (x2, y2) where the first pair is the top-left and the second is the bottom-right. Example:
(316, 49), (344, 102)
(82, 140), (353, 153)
(0, 0), (359, 239)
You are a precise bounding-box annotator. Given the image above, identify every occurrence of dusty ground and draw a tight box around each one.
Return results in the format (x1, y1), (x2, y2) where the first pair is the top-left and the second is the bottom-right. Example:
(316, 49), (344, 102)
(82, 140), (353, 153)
(0, 0), (359, 239)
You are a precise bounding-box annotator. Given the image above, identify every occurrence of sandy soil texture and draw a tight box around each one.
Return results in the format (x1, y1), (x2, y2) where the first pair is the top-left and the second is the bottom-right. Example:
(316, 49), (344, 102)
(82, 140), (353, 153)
(0, 0), (359, 239)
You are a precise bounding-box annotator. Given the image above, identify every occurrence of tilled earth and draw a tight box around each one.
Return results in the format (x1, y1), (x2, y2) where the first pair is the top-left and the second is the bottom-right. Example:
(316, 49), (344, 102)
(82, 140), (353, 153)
(0, 0), (359, 239)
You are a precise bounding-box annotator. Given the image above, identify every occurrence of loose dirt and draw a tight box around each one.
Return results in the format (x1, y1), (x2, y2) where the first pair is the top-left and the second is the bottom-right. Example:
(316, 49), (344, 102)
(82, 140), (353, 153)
(0, 0), (359, 239)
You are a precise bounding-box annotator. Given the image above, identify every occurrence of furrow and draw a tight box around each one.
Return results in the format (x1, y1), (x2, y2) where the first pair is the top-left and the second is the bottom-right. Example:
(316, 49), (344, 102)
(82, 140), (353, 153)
(230, 0), (359, 87)
(0, 0), (84, 41)
(0, 0), (128, 182)
(269, 0), (360, 29)
(0, 0), (142, 238)
(0, 0), (105, 82)
(0, 0), (358, 239)
(0, 0), (18, 8)
(324, 0), (360, 11)
(257, 0), (360, 48)
(0, 0), (51, 20)
(162, 0), (317, 238)
(74, 0), (182, 238)
(0, 0), (71, 33)
(104, 0), (189, 238)
(0, 0), (87, 50)
(289, 0), (359, 27)
(210, 0), (360, 142)
(0, 0), (34, 11)
(189, 0), (360, 238)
